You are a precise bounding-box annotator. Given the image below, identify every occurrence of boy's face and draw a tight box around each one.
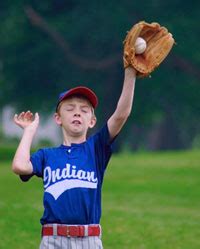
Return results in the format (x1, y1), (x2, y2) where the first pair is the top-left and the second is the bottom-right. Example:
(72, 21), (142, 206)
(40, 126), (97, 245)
(54, 96), (96, 138)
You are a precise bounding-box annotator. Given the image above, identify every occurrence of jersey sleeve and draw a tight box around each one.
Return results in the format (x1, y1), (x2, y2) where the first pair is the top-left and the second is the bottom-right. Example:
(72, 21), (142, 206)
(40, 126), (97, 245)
(93, 123), (116, 173)
(20, 149), (44, 182)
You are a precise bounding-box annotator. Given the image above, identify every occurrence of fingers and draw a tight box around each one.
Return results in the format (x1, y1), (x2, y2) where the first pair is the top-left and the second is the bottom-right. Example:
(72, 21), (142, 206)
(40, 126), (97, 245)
(34, 112), (39, 120)
(24, 110), (33, 121)
(14, 111), (31, 121)
(34, 112), (40, 123)
(13, 111), (39, 125)
(13, 112), (25, 125)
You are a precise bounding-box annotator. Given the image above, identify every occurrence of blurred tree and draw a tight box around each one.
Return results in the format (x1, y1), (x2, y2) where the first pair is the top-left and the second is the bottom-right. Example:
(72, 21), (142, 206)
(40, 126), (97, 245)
(0, 0), (200, 150)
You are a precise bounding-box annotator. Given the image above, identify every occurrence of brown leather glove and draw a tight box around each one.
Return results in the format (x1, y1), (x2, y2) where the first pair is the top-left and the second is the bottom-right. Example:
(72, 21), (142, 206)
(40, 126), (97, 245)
(123, 21), (175, 77)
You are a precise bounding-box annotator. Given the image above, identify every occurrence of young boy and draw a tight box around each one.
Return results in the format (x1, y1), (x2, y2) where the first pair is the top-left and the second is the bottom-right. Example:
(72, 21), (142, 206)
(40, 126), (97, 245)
(12, 66), (136, 249)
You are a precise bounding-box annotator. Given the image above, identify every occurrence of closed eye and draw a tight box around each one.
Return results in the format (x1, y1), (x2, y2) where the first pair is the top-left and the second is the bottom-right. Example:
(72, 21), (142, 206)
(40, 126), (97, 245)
(64, 105), (75, 111)
(81, 107), (90, 113)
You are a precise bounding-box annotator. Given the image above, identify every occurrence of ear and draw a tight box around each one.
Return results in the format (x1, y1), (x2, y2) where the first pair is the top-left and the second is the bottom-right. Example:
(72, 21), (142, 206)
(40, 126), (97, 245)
(88, 116), (97, 129)
(54, 113), (62, 126)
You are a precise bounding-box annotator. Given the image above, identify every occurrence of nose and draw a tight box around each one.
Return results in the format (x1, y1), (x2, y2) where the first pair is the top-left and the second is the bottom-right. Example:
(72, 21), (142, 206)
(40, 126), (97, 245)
(73, 106), (81, 117)
(74, 112), (81, 117)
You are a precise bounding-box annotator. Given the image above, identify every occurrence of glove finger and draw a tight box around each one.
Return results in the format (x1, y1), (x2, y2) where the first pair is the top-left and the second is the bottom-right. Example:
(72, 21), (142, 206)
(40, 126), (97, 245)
(148, 27), (168, 45)
(140, 23), (161, 42)
(127, 22), (144, 47)
(146, 31), (174, 56)
(145, 27), (170, 55)
(134, 32), (174, 76)
(123, 21), (145, 67)
(145, 33), (174, 70)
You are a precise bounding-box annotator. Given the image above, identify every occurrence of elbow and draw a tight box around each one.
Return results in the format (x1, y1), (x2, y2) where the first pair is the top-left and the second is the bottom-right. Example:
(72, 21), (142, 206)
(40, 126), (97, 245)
(12, 161), (22, 175)
(12, 160), (29, 175)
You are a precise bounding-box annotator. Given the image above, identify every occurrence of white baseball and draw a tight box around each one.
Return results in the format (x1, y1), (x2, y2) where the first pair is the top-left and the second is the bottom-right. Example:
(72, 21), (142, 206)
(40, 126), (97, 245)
(135, 37), (147, 54)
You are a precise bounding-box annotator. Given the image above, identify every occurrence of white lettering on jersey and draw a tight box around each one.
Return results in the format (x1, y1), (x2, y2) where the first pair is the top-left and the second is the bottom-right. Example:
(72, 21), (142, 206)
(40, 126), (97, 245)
(43, 163), (98, 200)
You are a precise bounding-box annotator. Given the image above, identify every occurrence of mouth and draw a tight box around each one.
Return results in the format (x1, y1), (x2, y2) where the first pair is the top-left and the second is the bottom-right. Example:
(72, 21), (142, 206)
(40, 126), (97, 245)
(72, 120), (81, 125)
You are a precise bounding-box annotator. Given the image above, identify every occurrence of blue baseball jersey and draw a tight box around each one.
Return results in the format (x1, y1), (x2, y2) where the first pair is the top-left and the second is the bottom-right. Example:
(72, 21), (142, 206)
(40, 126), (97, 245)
(20, 124), (115, 225)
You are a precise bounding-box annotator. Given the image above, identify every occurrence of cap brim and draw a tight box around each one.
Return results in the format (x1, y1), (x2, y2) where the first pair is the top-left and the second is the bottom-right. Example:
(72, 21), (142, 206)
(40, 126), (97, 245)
(57, 86), (98, 110)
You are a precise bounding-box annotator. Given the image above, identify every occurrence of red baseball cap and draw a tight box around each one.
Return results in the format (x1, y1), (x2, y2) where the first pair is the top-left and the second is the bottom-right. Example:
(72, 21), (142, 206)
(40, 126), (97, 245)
(56, 86), (98, 111)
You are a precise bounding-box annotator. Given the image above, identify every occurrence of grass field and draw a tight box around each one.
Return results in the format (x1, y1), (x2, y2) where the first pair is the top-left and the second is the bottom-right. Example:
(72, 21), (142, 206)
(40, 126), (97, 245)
(1, 150), (200, 249)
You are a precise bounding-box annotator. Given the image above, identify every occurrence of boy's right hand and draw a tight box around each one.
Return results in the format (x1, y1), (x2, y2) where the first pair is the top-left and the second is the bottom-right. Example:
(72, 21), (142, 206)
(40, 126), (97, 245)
(14, 111), (39, 132)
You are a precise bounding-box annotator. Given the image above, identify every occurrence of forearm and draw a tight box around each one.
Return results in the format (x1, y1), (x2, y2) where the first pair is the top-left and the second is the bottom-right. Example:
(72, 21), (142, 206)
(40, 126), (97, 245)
(108, 67), (136, 139)
(115, 67), (136, 119)
(12, 128), (35, 175)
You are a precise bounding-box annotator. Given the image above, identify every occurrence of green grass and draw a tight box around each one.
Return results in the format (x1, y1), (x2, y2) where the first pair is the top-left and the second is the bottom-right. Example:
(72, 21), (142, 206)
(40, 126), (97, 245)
(1, 150), (200, 248)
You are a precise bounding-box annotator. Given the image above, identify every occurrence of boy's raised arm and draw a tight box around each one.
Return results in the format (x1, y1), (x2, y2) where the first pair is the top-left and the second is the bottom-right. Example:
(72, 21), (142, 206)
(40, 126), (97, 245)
(108, 67), (136, 140)
(12, 111), (39, 175)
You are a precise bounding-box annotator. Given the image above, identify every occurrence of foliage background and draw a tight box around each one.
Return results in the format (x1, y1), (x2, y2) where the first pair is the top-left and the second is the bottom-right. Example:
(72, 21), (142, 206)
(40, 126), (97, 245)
(0, 0), (200, 150)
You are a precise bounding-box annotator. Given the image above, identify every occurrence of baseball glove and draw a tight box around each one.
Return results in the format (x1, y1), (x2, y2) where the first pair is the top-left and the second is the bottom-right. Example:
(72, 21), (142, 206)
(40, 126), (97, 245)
(123, 21), (175, 77)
